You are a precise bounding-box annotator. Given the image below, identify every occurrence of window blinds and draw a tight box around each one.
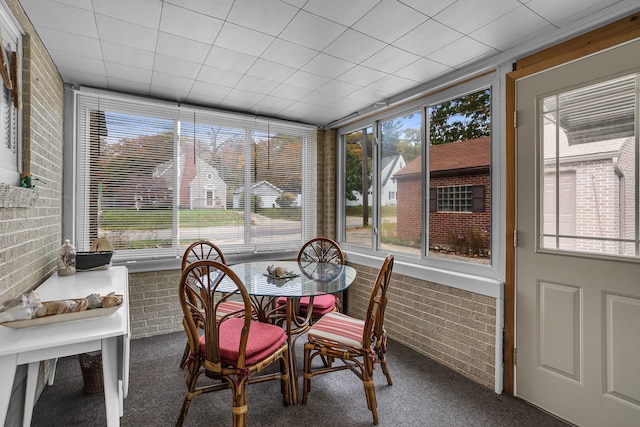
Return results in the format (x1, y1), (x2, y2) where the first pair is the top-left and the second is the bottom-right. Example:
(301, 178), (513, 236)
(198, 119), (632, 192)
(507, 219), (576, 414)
(74, 89), (315, 261)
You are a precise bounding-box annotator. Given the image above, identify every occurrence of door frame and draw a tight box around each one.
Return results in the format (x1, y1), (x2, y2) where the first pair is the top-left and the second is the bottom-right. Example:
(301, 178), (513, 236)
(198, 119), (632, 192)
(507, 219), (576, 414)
(503, 12), (640, 395)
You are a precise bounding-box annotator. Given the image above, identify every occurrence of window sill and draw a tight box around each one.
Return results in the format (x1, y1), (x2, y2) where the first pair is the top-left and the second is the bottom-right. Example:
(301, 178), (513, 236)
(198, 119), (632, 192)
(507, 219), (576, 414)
(0, 184), (39, 208)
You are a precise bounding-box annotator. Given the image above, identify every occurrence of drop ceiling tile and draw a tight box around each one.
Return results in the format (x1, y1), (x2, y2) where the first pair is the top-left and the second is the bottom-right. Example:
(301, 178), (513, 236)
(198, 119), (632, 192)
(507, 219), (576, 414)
(316, 79), (361, 97)
(281, 100), (320, 116)
(368, 74), (416, 95)
(151, 71), (195, 92)
(261, 39), (318, 69)
(107, 77), (152, 96)
(433, 0), (521, 34)
(159, 2), (224, 43)
(279, 10), (347, 51)
(48, 49), (106, 76)
(163, 0), (235, 20)
(156, 32), (211, 64)
(154, 54), (202, 80)
(31, 26), (102, 59)
(303, 0), (378, 27)
(223, 88), (264, 105)
(93, 0), (162, 29)
(526, 0), (617, 26)
(235, 75), (280, 95)
(252, 95), (296, 112)
(20, 0), (98, 38)
(214, 22), (275, 57)
(101, 41), (155, 70)
(105, 61), (153, 84)
(187, 81), (231, 104)
(204, 46), (257, 74)
(196, 65), (244, 87)
(429, 36), (498, 68)
(281, 0), (308, 8)
(150, 86), (191, 102)
(52, 0), (93, 10)
(96, 14), (159, 52)
(282, 70), (331, 91)
(394, 58), (451, 82)
(226, 0), (299, 36)
(323, 29), (386, 63)
(300, 90), (342, 106)
(269, 83), (313, 101)
(471, 6), (551, 51)
(302, 106), (344, 124)
(336, 65), (387, 87)
(352, 0), (428, 43)
(361, 45), (421, 74)
(397, 0), (458, 17)
(393, 19), (462, 57)
(57, 66), (108, 87)
(346, 86), (392, 104)
(246, 59), (296, 84)
(301, 53), (355, 79)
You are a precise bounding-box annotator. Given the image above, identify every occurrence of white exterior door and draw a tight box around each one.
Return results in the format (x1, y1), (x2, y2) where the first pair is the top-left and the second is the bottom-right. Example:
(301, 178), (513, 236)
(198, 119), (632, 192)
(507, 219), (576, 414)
(516, 39), (640, 426)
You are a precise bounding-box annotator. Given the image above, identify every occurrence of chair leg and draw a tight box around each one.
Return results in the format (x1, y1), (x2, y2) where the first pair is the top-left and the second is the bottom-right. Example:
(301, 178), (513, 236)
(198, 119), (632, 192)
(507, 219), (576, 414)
(179, 342), (189, 368)
(176, 395), (192, 426)
(362, 377), (379, 426)
(302, 344), (312, 404)
(232, 382), (248, 427)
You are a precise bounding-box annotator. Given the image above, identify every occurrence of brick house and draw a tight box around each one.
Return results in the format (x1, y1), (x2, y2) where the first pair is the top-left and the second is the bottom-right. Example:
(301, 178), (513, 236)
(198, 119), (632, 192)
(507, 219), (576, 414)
(393, 137), (491, 253)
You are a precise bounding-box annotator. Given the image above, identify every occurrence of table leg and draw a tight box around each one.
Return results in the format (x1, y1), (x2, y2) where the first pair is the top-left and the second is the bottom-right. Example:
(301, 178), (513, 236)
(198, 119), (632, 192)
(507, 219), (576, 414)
(285, 300), (299, 404)
(0, 354), (18, 426)
(22, 361), (39, 427)
(102, 337), (121, 426)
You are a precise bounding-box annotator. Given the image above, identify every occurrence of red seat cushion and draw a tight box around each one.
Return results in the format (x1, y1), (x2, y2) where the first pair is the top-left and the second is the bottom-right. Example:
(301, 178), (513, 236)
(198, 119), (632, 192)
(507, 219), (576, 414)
(276, 294), (337, 315)
(199, 317), (287, 366)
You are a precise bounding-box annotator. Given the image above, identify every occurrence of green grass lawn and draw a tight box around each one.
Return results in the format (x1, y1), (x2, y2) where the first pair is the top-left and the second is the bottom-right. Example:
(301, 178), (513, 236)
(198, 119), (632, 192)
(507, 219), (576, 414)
(100, 207), (301, 230)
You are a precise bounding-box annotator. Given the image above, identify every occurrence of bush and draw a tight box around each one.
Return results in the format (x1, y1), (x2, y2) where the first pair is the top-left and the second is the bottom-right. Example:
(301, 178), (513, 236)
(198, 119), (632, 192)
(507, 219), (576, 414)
(276, 192), (296, 207)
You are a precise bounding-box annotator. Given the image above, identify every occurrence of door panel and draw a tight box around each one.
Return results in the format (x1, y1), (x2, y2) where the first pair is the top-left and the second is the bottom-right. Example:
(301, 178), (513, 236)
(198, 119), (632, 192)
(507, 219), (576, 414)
(516, 38), (640, 426)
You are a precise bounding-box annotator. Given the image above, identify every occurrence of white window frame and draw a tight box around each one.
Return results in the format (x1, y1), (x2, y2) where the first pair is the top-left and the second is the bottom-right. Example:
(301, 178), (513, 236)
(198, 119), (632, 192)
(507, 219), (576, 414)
(337, 73), (503, 286)
(65, 87), (316, 271)
(0, 2), (22, 186)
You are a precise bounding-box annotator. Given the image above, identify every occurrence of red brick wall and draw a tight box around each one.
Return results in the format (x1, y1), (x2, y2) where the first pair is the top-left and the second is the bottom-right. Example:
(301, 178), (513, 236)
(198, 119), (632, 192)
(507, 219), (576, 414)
(397, 173), (491, 251)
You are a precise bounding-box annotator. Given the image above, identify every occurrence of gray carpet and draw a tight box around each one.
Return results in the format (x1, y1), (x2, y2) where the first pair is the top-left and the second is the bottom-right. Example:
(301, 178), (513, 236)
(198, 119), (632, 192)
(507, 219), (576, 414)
(31, 331), (570, 426)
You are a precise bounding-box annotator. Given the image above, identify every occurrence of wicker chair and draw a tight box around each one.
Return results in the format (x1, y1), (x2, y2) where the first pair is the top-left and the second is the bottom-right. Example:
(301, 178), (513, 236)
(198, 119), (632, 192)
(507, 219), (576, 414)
(277, 237), (345, 317)
(177, 260), (290, 426)
(179, 240), (235, 368)
(301, 254), (394, 425)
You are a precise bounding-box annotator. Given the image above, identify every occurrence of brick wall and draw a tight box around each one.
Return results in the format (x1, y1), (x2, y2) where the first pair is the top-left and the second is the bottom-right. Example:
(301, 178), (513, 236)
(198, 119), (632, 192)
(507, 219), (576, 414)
(128, 269), (184, 337)
(346, 261), (496, 388)
(0, 1), (64, 305)
(0, 1), (65, 424)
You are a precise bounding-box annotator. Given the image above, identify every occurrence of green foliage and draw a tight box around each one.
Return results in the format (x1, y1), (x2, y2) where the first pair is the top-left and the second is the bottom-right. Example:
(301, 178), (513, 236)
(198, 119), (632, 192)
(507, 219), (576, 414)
(99, 208), (243, 230)
(445, 227), (489, 256)
(429, 89), (491, 145)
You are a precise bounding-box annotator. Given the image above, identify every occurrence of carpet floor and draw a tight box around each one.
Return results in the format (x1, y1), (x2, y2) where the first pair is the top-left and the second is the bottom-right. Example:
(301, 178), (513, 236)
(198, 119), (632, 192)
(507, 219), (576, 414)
(31, 331), (571, 426)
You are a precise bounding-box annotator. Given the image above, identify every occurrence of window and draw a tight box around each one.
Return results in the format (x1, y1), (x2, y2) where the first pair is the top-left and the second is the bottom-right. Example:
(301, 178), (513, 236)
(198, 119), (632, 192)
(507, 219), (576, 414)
(341, 84), (492, 267)
(437, 185), (472, 212)
(0, 4), (21, 186)
(541, 73), (639, 258)
(71, 89), (315, 261)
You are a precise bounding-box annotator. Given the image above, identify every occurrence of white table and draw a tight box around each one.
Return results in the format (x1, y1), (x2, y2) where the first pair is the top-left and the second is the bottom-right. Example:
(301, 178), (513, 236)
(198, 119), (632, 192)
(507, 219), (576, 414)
(0, 266), (130, 426)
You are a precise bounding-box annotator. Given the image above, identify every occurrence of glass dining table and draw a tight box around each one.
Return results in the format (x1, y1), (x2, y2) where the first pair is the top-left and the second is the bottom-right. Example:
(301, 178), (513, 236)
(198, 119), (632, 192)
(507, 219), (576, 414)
(225, 260), (357, 404)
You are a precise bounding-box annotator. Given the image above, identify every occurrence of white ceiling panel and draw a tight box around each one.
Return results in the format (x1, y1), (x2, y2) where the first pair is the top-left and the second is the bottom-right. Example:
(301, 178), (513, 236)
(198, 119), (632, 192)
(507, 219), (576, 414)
(93, 0), (162, 29)
(279, 10), (346, 51)
(159, 2), (224, 43)
(17, 0), (640, 127)
(352, 0), (428, 43)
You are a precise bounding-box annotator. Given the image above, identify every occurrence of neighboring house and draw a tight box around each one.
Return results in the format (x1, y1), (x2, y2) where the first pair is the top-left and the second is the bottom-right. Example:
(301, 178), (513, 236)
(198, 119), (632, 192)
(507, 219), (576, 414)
(393, 137), (491, 251)
(542, 124), (634, 254)
(233, 180), (283, 209)
(346, 154), (405, 207)
(155, 143), (227, 209)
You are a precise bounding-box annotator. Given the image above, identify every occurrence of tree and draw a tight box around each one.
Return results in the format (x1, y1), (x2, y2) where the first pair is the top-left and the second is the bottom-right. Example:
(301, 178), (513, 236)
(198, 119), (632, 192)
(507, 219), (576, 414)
(429, 89), (491, 145)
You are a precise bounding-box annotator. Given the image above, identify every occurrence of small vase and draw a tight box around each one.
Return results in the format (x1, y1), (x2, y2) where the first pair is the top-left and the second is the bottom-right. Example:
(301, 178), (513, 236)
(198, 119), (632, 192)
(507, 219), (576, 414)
(58, 239), (76, 276)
